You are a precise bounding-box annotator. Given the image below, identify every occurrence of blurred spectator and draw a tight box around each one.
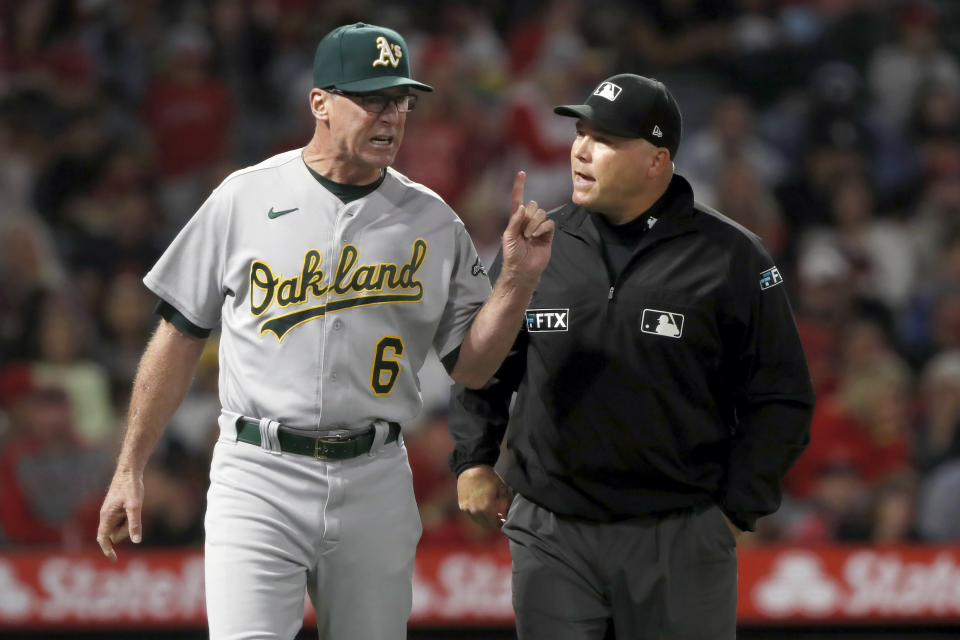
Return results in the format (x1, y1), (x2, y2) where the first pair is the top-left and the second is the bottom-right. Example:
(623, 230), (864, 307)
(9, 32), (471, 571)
(434, 1), (509, 95)
(800, 176), (916, 314)
(141, 21), (234, 235)
(792, 245), (893, 395)
(209, 0), (283, 164)
(866, 0), (960, 128)
(616, 0), (734, 128)
(914, 350), (960, 471)
(906, 79), (960, 192)
(21, 291), (115, 445)
(678, 93), (789, 195)
(394, 67), (482, 210)
(92, 270), (158, 397)
(138, 460), (206, 546)
(908, 170), (960, 283)
(786, 354), (913, 499)
(908, 80), (960, 153)
(703, 158), (787, 259)
(506, 0), (589, 78)
(725, 0), (814, 105)
(58, 144), (164, 307)
(0, 215), (65, 361)
(31, 104), (110, 229)
(457, 173), (511, 268)
(138, 440), (208, 547)
(0, 366), (109, 548)
(815, 0), (889, 73)
(617, 0), (732, 70)
(73, 0), (155, 106)
(906, 280), (960, 373)
(776, 112), (870, 236)
(917, 459), (960, 541)
(783, 457), (870, 544)
(502, 0), (595, 208)
(501, 64), (579, 210)
(805, 60), (920, 206)
(793, 246), (849, 396)
(839, 317), (897, 376)
(0, 91), (50, 213)
(867, 471), (920, 543)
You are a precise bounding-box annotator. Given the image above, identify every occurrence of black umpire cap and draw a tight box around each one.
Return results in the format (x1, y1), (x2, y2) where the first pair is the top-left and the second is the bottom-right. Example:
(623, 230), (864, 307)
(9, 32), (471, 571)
(554, 74), (682, 158)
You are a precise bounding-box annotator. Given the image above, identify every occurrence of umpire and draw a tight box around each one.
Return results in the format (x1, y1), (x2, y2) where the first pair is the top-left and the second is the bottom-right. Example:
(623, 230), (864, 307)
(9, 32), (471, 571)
(450, 74), (815, 639)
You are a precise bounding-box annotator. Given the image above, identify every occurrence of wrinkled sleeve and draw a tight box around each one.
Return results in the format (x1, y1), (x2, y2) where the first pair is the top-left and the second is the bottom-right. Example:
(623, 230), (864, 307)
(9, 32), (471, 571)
(433, 222), (493, 362)
(448, 251), (527, 474)
(143, 188), (230, 331)
(718, 241), (815, 531)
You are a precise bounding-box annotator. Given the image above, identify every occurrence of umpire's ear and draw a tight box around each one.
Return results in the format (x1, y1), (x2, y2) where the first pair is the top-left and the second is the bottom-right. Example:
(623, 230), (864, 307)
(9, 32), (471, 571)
(310, 88), (330, 122)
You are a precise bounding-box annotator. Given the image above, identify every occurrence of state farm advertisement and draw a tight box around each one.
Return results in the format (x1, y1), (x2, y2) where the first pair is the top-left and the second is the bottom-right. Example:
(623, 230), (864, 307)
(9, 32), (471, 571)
(739, 546), (960, 623)
(1, 544), (959, 629)
(0, 545), (514, 629)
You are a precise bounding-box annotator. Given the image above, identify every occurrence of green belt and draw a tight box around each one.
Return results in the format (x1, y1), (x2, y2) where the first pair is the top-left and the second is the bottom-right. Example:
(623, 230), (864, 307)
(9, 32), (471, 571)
(236, 417), (401, 460)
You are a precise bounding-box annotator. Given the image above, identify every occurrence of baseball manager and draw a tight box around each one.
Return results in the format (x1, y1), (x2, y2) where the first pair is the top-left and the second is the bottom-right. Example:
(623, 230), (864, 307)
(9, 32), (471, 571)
(97, 22), (553, 639)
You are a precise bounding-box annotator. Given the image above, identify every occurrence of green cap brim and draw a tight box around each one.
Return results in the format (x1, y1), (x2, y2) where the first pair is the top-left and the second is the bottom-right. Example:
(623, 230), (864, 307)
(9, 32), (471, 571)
(334, 76), (434, 92)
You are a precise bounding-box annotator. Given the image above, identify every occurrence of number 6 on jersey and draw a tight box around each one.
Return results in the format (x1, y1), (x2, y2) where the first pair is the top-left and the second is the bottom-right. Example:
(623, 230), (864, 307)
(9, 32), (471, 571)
(371, 335), (404, 395)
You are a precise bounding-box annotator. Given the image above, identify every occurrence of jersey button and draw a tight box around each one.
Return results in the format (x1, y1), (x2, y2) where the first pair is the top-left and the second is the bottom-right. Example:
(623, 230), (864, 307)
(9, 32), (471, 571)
(330, 372), (338, 381)
(333, 319), (343, 330)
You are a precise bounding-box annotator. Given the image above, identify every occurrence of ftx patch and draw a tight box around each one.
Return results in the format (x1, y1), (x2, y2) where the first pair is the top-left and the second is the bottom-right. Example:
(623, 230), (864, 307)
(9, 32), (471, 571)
(759, 266), (783, 290)
(526, 309), (568, 332)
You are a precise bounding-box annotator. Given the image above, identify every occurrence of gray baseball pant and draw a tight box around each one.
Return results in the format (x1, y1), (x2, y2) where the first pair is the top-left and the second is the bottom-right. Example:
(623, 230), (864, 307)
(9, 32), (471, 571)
(502, 494), (738, 640)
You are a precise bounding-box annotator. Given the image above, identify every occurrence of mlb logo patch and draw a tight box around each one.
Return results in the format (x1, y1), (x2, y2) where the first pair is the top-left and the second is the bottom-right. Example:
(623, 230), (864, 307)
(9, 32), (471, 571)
(526, 309), (569, 332)
(641, 309), (684, 338)
(593, 82), (622, 102)
(759, 266), (784, 290)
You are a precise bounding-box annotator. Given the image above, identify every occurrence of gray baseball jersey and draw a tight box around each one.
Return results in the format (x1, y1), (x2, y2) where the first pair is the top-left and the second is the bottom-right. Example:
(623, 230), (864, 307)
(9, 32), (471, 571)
(144, 148), (491, 431)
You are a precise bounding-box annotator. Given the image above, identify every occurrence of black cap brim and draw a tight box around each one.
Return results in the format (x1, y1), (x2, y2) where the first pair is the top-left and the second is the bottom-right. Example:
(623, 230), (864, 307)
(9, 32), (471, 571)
(335, 76), (434, 92)
(554, 104), (641, 139)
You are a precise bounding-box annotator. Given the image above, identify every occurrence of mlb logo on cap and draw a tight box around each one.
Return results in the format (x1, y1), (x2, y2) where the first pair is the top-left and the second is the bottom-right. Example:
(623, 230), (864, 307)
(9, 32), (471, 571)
(555, 73), (682, 158)
(594, 82), (622, 101)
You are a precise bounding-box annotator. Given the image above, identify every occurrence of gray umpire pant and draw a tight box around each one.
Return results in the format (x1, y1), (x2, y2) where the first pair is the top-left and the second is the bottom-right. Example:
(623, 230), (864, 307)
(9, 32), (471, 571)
(502, 494), (738, 640)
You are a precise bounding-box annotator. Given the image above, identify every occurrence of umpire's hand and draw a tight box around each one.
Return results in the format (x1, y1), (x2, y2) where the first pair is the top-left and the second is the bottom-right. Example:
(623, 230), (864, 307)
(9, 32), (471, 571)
(457, 465), (510, 529)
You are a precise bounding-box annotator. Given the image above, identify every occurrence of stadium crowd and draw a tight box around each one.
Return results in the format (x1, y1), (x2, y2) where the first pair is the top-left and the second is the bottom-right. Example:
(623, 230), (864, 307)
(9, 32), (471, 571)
(1, 0), (960, 551)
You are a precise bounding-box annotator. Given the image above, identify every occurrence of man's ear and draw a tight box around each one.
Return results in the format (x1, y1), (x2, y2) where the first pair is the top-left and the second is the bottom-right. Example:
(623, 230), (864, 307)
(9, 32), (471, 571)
(649, 147), (672, 178)
(310, 88), (328, 120)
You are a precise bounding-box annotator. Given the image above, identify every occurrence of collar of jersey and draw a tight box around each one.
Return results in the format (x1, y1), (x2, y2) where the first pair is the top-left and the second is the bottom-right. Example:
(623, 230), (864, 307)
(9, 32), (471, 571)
(303, 161), (386, 204)
(560, 174), (696, 238)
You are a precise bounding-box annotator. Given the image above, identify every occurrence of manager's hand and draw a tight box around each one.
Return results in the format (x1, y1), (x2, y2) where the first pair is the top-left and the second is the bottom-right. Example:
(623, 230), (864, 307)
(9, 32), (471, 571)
(457, 465), (510, 530)
(499, 171), (554, 290)
(96, 470), (144, 561)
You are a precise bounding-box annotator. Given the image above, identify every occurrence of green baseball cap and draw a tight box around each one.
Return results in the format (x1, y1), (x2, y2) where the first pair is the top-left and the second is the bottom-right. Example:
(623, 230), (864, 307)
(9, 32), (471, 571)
(313, 22), (433, 93)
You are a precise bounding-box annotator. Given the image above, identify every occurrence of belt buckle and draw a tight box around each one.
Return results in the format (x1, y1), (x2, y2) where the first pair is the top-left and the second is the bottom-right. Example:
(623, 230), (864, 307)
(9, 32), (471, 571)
(314, 432), (347, 459)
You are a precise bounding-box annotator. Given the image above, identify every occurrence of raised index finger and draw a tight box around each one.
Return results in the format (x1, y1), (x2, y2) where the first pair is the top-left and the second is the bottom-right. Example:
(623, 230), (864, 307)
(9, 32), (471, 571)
(511, 171), (526, 216)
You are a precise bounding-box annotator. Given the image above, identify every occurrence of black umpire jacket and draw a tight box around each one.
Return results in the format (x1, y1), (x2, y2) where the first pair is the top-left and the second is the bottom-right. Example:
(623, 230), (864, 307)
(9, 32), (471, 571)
(449, 175), (814, 531)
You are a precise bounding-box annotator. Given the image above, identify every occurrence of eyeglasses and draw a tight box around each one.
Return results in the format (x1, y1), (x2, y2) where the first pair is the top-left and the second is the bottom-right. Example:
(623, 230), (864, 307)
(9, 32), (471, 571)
(326, 88), (418, 113)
